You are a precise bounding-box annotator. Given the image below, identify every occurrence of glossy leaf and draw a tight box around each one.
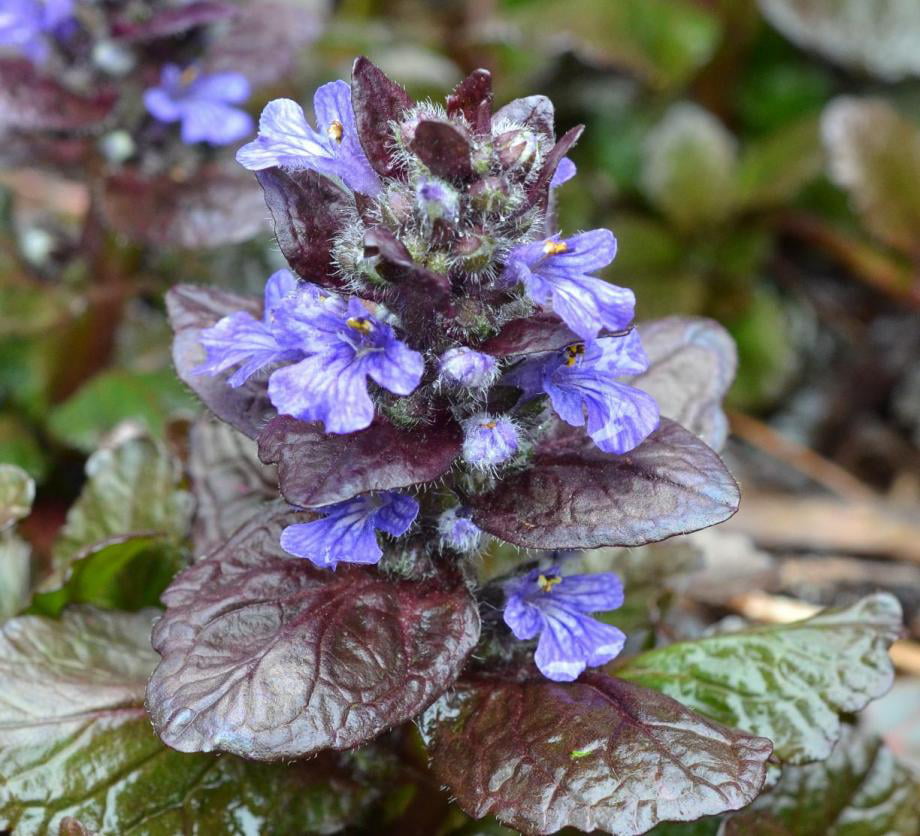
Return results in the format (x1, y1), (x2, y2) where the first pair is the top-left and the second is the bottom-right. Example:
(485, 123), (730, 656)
(0, 464), (34, 531)
(255, 167), (351, 286)
(632, 317), (737, 451)
(166, 283), (277, 439)
(28, 536), (183, 617)
(146, 504), (480, 759)
(725, 726), (920, 835)
(0, 608), (379, 834)
(0, 533), (30, 621)
(411, 121), (473, 180)
(188, 418), (276, 557)
(0, 59), (115, 132)
(102, 164), (268, 249)
(421, 673), (772, 835)
(822, 97), (920, 256)
(618, 594), (901, 763)
(641, 103), (737, 232)
(447, 69), (492, 131)
(204, 0), (325, 87)
(480, 312), (582, 357)
(46, 368), (195, 453)
(758, 0), (920, 81)
(352, 56), (414, 178)
(258, 414), (461, 508)
(53, 438), (192, 568)
(508, 0), (722, 91)
(468, 418), (739, 549)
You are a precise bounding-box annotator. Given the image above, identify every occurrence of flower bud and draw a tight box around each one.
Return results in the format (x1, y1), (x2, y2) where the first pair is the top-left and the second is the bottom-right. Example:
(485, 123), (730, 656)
(439, 347), (499, 389)
(454, 233), (495, 273)
(416, 177), (459, 224)
(461, 413), (520, 469)
(496, 128), (539, 171)
(438, 507), (483, 554)
(468, 176), (510, 214)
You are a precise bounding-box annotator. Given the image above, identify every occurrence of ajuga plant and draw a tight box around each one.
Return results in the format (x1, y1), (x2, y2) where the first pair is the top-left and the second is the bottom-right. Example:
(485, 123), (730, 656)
(151, 59), (904, 835)
(0, 0), (319, 248)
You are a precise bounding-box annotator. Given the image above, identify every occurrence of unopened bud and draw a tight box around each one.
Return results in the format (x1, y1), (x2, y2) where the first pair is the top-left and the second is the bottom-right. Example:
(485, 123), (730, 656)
(469, 176), (510, 213)
(416, 178), (459, 224)
(496, 128), (539, 170)
(454, 234), (495, 273)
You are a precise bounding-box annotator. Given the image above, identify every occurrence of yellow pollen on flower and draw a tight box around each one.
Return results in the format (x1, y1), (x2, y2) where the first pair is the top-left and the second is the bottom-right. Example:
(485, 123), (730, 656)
(346, 316), (373, 333)
(481, 421), (497, 430)
(537, 574), (562, 593)
(564, 343), (585, 367)
(180, 66), (200, 87)
(328, 120), (344, 143)
(543, 240), (568, 256)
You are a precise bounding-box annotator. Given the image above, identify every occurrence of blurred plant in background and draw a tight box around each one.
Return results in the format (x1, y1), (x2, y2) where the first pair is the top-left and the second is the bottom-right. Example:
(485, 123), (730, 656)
(1, 1), (919, 834)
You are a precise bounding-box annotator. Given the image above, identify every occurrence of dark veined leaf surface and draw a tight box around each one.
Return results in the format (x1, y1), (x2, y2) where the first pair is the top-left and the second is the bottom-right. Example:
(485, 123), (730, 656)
(725, 725), (920, 835)
(618, 594), (901, 763)
(166, 283), (277, 439)
(188, 417), (276, 557)
(258, 414), (461, 508)
(632, 317), (737, 451)
(468, 418), (739, 549)
(351, 56), (414, 178)
(147, 504), (480, 759)
(447, 68), (492, 130)
(421, 673), (772, 836)
(410, 120), (473, 180)
(0, 608), (380, 835)
(255, 167), (350, 286)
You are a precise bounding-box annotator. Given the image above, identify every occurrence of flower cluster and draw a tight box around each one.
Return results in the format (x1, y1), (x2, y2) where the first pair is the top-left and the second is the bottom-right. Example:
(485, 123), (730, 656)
(0, 0), (73, 63)
(181, 59), (721, 682)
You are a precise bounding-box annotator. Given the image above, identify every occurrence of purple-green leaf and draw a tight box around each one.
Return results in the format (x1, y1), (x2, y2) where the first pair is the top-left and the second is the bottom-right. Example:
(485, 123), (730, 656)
(421, 673), (772, 835)
(352, 56), (414, 178)
(492, 95), (555, 141)
(519, 124), (584, 215)
(146, 504), (480, 760)
(632, 316), (737, 451)
(188, 418), (276, 556)
(166, 284), (277, 439)
(255, 167), (350, 287)
(481, 312), (620, 357)
(258, 414), (461, 508)
(111, 1), (235, 40)
(468, 418), (739, 549)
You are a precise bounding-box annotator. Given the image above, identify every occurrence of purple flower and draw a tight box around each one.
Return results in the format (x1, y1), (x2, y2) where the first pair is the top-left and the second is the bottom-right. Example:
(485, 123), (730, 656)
(144, 64), (253, 146)
(437, 507), (482, 553)
(503, 230), (634, 341)
(0, 0), (72, 62)
(280, 491), (419, 569)
(268, 294), (424, 434)
(550, 157), (576, 189)
(236, 82), (381, 196)
(543, 332), (659, 454)
(196, 273), (424, 434)
(503, 567), (626, 682)
(461, 413), (520, 469)
(195, 269), (300, 387)
(439, 346), (498, 389)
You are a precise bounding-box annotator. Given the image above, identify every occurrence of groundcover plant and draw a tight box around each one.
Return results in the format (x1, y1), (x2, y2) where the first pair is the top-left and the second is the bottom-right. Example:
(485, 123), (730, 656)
(0, 55), (907, 836)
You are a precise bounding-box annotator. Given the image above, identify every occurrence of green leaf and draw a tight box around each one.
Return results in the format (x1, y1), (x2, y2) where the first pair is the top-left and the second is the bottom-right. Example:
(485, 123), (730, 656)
(822, 97), (920, 257)
(736, 116), (824, 210)
(53, 438), (193, 568)
(0, 463), (34, 530)
(725, 726), (920, 835)
(0, 532), (30, 621)
(0, 607), (380, 834)
(508, 0), (722, 91)
(618, 594), (901, 763)
(47, 368), (195, 453)
(28, 536), (183, 617)
(758, 0), (920, 82)
(640, 103), (738, 231)
(0, 413), (47, 481)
